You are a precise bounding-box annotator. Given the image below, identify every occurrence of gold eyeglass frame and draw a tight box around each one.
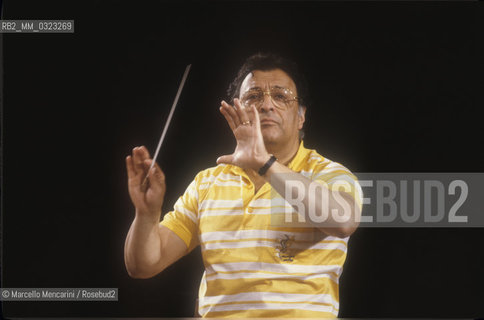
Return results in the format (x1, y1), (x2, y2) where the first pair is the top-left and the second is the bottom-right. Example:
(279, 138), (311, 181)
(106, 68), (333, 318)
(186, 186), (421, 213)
(240, 86), (299, 110)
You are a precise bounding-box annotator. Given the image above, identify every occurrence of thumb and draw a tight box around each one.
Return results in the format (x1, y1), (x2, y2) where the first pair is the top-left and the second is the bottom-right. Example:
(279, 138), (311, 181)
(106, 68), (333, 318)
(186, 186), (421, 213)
(216, 154), (234, 165)
(146, 160), (165, 194)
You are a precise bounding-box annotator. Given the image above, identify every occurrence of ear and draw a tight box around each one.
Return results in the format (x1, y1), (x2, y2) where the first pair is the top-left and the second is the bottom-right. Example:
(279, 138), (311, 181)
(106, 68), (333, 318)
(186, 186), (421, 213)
(297, 106), (306, 130)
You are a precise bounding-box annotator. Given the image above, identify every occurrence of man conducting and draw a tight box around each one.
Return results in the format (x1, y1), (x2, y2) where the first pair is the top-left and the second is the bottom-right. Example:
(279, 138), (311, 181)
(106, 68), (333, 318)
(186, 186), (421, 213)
(124, 53), (362, 318)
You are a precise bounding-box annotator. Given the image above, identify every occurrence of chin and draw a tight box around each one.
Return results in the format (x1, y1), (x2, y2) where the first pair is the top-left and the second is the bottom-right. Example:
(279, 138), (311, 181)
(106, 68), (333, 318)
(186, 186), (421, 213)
(262, 124), (290, 145)
(262, 131), (280, 145)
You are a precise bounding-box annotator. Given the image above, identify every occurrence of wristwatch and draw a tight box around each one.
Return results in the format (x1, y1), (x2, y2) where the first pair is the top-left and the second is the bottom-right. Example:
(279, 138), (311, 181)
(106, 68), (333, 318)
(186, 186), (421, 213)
(258, 155), (277, 176)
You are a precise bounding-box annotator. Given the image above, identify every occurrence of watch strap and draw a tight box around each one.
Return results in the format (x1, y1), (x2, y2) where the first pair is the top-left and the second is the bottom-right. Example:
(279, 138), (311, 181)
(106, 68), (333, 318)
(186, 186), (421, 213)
(258, 155), (277, 176)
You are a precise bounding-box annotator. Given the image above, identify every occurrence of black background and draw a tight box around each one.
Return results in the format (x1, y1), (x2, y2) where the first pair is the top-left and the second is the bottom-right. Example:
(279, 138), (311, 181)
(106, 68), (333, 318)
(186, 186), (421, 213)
(1, 0), (483, 318)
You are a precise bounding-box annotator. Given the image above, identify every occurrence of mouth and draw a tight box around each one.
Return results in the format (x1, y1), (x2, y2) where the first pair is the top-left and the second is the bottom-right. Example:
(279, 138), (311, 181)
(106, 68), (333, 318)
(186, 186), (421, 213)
(260, 119), (278, 126)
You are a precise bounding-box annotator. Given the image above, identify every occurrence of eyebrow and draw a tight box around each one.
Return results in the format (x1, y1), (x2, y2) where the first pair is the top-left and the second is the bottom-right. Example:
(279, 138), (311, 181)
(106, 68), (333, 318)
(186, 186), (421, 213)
(246, 85), (288, 91)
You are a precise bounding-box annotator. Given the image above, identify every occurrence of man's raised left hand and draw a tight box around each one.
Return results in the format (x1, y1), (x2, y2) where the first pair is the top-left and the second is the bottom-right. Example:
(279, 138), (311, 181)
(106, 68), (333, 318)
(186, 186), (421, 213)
(216, 98), (270, 170)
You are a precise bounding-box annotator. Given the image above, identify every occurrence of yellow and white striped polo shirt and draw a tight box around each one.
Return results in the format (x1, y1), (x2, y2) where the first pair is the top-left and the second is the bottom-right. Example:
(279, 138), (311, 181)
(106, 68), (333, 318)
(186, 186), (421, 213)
(160, 141), (362, 318)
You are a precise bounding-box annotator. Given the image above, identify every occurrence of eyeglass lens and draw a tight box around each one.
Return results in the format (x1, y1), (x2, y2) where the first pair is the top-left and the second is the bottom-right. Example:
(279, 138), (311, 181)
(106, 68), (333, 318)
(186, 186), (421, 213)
(242, 87), (295, 109)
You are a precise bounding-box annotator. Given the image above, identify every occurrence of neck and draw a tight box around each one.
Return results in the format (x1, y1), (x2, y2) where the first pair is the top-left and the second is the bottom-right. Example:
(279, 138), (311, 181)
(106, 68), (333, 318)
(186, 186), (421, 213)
(265, 137), (301, 166)
(244, 137), (300, 185)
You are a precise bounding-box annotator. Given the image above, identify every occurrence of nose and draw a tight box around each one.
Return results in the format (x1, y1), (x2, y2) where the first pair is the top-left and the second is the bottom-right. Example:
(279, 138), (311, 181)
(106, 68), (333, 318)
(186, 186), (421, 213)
(259, 93), (275, 112)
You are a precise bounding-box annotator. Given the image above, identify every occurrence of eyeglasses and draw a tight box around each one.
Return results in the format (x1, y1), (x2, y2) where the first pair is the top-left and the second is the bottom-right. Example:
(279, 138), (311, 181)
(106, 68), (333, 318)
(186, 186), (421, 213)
(240, 86), (299, 110)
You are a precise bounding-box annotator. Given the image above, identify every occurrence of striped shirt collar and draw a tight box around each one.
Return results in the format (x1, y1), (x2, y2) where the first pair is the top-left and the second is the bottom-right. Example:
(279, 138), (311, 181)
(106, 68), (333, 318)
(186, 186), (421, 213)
(286, 140), (312, 172)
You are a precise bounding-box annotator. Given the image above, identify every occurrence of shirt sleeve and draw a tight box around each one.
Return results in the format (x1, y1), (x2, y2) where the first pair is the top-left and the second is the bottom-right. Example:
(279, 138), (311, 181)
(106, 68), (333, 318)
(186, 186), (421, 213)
(160, 175), (200, 253)
(312, 161), (363, 211)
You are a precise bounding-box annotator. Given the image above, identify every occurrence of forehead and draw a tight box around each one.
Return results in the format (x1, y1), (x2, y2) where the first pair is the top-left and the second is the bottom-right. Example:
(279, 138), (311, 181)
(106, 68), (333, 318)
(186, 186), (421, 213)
(239, 69), (297, 95)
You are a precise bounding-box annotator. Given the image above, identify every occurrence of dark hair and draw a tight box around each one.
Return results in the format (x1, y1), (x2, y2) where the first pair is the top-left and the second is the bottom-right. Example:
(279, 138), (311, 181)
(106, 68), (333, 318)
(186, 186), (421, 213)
(227, 52), (310, 108)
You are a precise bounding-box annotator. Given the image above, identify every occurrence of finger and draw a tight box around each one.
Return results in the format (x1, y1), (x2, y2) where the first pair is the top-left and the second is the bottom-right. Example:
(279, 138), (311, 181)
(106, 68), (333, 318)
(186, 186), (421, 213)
(127, 155), (142, 188)
(222, 100), (240, 127)
(220, 106), (236, 131)
(251, 104), (262, 132)
(143, 158), (152, 171)
(222, 100), (241, 127)
(139, 145), (151, 159)
(132, 146), (146, 174)
(245, 103), (257, 123)
(234, 98), (250, 125)
(146, 160), (166, 194)
(126, 155), (136, 181)
(216, 154), (234, 165)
